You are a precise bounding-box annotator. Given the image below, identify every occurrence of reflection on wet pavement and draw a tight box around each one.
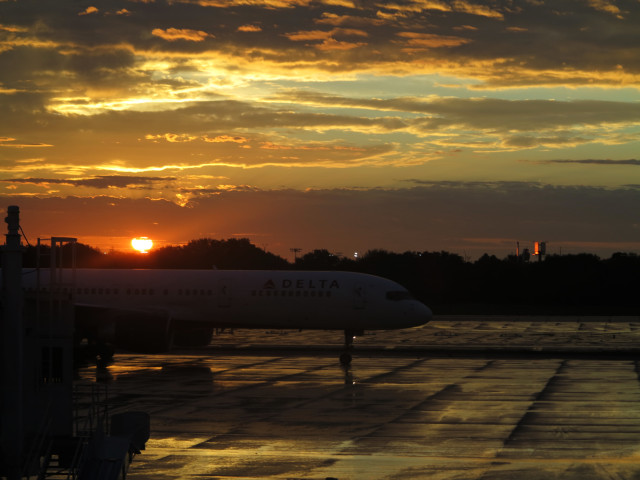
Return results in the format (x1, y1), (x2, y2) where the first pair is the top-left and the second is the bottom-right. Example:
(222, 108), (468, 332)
(76, 317), (640, 479)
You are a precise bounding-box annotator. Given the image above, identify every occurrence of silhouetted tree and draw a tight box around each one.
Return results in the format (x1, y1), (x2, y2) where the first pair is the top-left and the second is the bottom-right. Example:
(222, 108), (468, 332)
(21, 242), (103, 268)
(296, 249), (343, 270)
(150, 238), (288, 270)
(9, 235), (640, 314)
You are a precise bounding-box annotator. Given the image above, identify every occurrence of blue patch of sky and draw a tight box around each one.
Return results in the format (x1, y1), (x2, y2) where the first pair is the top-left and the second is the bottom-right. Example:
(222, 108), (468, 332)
(257, 74), (640, 103)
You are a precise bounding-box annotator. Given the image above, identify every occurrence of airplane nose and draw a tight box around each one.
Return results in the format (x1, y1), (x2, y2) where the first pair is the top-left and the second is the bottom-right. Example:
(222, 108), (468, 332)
(406, 301), (432, 327)
(420, 302), (433, 324)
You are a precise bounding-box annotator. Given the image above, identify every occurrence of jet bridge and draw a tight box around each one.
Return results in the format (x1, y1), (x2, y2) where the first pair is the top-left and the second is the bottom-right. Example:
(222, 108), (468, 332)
(0, 206), (149, 480)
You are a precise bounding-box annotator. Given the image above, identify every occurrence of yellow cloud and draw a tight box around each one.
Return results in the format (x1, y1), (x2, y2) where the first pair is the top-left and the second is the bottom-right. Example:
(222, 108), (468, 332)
(588, 0), (623, 17)
(151, 28), (213, 42)
(0, 161), (88, 176)
(0, 137), (53, 148)
(451, 0), (504, 19)
(94, 162), (226, 173)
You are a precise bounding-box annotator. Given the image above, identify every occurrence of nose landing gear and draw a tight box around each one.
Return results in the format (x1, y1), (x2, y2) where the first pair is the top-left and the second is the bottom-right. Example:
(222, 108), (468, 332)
(340, 329), (363, 365)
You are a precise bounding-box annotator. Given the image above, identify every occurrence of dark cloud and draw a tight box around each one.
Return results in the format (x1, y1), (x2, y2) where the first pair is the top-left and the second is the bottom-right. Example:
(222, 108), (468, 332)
(2, 0), (640, 84)
(2, 176), (176, 189)
(546, 159), (640, 166)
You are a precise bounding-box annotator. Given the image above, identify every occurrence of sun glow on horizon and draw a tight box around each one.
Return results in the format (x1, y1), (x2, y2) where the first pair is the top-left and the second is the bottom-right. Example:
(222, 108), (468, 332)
(131, 236), (153, 253)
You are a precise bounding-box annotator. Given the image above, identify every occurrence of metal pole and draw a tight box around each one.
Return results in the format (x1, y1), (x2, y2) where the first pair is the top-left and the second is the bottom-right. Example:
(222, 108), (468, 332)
(1, 205), (25, 479)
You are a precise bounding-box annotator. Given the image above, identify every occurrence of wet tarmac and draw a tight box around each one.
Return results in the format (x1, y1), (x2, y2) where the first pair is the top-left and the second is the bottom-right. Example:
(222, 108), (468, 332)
(76, 316), (640, 479)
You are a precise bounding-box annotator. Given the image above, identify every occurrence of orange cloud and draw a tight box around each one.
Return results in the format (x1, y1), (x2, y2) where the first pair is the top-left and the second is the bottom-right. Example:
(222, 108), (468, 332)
(0, 24), (28, 33)
(237, 25), (262, 32)
(381, 0), (502, 19)
(285, 30), (332, 41)
(191, 0), (312, 6)
(315, 38), (366, 51)
(144, 134), (248, 144)
(286, 27), (367, 42)
(151, 28), (213, 42)
(0, 137), (53, 148)
(145, 133), (198, 143)
(284, 27), (368, 50)
(78, 6), (99, 16)
(382, 1), (451, 14)
(322, 0), (355, 7)
(397, 32), (471, 48)
(203, 135), (248, 143)
(315, 12), (385, 28)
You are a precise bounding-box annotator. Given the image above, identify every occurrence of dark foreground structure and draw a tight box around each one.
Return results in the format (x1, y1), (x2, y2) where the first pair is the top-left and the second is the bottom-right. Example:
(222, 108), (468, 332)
(0, 206), (149, 480)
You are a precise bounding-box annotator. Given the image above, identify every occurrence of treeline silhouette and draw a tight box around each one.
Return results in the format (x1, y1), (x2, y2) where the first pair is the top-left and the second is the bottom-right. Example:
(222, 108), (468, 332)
(16, 238), (640, 315)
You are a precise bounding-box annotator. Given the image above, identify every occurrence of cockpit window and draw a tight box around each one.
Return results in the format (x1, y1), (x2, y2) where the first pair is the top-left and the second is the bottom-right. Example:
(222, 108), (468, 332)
(386, 291), (413, 301)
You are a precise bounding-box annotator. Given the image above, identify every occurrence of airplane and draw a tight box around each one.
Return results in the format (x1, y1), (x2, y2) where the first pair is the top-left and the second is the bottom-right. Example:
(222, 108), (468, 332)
(16, 268), (432, 364)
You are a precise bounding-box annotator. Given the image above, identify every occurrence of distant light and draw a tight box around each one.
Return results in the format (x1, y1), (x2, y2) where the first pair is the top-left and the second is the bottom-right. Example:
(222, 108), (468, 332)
(354, 252), (358, 259)
(131, 237), (153, 253)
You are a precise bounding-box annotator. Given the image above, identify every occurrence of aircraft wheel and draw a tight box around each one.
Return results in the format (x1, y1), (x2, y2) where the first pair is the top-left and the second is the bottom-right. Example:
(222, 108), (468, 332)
(97, 342), (115, 361)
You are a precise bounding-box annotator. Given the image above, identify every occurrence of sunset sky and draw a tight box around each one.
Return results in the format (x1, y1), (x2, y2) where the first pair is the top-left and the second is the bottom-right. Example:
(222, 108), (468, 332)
(1, 0), (639, 260)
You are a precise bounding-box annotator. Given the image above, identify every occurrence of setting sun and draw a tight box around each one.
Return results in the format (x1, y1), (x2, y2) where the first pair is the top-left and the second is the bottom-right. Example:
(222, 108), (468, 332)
(131, 237), (153, 253)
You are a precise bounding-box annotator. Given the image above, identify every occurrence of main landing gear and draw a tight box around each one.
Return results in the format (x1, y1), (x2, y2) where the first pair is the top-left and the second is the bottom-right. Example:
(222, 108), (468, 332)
(340, 330), (363, 365)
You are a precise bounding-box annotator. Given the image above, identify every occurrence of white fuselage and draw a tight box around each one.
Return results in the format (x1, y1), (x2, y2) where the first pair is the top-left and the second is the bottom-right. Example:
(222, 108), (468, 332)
(18, 268), (432, 331)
